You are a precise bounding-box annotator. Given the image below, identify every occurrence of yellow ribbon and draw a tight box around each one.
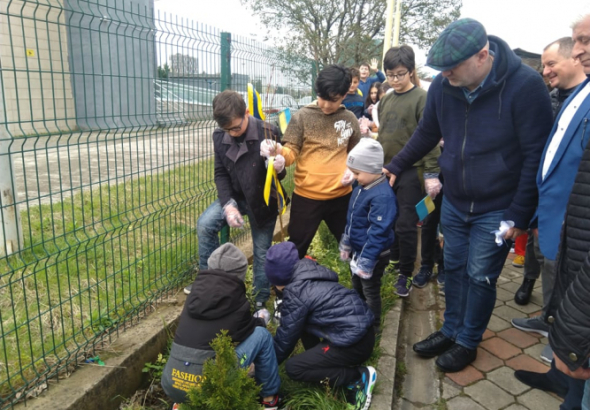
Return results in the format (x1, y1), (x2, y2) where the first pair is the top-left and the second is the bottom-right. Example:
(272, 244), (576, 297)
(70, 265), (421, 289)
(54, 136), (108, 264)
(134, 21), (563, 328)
(264, 157), (286, 215)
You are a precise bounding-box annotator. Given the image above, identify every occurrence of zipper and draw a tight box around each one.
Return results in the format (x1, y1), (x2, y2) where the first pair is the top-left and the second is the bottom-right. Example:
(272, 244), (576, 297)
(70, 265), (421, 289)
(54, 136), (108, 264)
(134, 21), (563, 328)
(582, 118), (588, 149)
(347, 189), (362, 237)
(461, 104), (470, 197)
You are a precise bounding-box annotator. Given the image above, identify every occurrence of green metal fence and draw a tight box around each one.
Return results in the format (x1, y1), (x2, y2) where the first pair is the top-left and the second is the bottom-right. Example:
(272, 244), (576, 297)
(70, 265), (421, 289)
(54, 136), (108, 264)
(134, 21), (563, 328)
(0, 0), (311, 407)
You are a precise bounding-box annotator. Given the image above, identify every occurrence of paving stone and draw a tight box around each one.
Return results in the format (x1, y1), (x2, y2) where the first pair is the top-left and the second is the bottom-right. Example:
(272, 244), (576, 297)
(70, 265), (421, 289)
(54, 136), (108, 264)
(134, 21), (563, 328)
(396, 398), (422, 410)
(487, 314), (512, 332)
(495, 299), (505, 308)
(472, 347), (503, 372)
(523, 342), (547, 361)
(505, 300), (543, 314)
(442, 377), (462, 400)
(499, 281), (521, 292)
(506, 354), (550, 373)
(447, 396), (486, 410)
(494, 305), (525, 323)
(517, 389), (563, 410)
(496, 287), (515, 302)
(480, 337), (521, 360)
(482, 329), (495, 340)
(445, 365), (484, 387)
(503, 405), (530, 410)
(464, 379), (514, 410)
(497, 328), (539, 348)
(501, 269), (524, 281)
(497, 275), (511, 285)
(487, 366), (530, 395)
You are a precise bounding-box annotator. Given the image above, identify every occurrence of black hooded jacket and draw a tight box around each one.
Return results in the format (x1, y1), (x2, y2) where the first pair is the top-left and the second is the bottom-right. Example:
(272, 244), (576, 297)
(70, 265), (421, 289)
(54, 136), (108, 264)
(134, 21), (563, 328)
(174, 269), (260, 350)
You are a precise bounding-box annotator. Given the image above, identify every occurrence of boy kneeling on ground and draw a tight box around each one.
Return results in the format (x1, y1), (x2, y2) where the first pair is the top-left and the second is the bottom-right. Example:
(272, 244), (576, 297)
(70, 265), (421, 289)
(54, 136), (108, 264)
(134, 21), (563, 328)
(266, 241), (377, 410)
(161, 243), (282, 409)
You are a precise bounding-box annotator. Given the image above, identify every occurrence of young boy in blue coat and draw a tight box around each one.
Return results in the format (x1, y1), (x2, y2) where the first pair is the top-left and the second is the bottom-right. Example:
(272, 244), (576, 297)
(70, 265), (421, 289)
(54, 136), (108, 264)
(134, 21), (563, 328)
(265, 241), (377, 410)
(339, 138), (397, 331)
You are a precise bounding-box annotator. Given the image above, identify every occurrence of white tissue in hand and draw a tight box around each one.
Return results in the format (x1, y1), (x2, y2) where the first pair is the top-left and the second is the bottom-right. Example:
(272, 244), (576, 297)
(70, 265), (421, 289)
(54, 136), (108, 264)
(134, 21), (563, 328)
(492, 220), (515, 246)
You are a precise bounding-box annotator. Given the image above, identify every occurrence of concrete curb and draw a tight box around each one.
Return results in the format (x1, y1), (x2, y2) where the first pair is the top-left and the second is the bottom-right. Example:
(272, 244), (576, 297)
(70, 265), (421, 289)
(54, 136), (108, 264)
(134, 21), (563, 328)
(372, 299), (404, 410)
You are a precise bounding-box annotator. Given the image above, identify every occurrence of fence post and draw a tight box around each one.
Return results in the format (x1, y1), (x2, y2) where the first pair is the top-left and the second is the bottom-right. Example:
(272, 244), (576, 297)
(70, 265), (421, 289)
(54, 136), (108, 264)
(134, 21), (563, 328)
(0, 75), (23, 256)
(311, 60), (318, 99)
(219, 32), (232, 244)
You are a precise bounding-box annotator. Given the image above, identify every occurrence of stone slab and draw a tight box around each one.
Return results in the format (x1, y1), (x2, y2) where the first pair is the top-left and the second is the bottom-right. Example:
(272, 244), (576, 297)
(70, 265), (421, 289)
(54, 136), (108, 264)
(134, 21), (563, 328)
(517, 389), (563, 410)
(464, 379), (514, 410)
(447, 396), (486, 410)
(487, 366), (530, 395)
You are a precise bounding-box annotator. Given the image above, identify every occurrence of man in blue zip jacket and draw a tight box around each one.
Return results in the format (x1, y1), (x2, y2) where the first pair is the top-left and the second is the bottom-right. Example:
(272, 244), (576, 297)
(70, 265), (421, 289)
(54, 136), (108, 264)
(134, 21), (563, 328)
(383, 18), (553, 372)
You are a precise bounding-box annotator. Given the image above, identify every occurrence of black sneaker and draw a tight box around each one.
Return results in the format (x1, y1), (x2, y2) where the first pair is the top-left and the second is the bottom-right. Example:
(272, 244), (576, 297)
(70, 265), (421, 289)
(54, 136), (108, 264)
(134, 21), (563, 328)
(413, 266), (433, 288)
(260, 394), (283, 409)
(394, 274), (412, 297)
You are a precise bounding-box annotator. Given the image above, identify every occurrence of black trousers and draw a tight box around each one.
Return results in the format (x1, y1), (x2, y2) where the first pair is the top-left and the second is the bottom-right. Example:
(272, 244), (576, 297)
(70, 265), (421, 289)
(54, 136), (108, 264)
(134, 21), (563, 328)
(391, 167), (423, 276)
(288, 192), (351, 259)
(351, 253), (389, 329)
(420, 191), (443, 269)
(284, 327), (375, 387)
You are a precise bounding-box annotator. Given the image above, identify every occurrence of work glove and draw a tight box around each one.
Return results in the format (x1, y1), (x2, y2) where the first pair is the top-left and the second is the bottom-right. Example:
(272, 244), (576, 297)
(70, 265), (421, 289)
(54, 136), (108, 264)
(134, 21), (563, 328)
(223, 199), (244, 228)
(253, 308), (271, 326)
(341, 168), (355, 186)
(273, 154), (285, 173)
(424, 177), (442, 198)
(260, 139), (282, 157)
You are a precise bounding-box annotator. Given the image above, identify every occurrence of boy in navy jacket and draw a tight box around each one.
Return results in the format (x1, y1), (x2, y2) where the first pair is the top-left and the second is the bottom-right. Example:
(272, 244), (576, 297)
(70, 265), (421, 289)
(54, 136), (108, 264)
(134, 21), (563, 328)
(340, 138), (397, 330)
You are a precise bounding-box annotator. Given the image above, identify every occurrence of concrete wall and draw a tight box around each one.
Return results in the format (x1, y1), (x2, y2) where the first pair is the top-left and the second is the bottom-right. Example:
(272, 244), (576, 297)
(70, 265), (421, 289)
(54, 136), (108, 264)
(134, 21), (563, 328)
(65, 0), (157, 130)
(0, 0), (77, 136)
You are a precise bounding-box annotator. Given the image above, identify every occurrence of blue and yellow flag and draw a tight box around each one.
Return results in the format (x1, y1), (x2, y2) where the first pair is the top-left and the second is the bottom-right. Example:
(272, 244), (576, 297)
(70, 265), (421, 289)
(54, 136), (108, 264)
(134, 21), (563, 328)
(248, 83), (265, 120)
(415, 195), (435, 221)
(277, 108), (291, 134)
(263, 157), (287, 215)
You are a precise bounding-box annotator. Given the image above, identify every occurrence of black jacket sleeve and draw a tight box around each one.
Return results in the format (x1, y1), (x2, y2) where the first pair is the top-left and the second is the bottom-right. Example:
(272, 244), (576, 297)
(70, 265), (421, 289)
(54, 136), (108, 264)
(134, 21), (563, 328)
(213, 131), (234, 207)
(549, 250), (590, 371)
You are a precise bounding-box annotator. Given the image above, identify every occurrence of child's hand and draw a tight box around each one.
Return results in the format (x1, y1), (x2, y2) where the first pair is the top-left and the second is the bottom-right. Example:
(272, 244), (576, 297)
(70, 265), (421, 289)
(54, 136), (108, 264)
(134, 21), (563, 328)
(260, 140), (282, 157)
(340, 250), (350, 261)
(355, 269), (373, 280)
(253, 308), (271, 326)
(370, 58), (379, 71)
(341, 168), (355, 186)
(273, 154), (285, 172)
(425, 177), (442, 198)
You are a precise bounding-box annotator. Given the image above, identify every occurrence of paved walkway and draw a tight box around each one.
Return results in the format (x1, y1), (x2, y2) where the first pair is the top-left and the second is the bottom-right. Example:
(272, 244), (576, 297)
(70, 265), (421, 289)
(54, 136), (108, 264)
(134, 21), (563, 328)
(396, 252), (563, 410)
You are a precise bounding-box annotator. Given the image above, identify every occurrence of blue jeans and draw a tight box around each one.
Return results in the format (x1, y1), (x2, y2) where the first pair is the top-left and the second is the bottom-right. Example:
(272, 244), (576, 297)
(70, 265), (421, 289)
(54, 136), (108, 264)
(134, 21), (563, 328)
(440, 198), (511, 350)
(235, 327), (281, 397)
(197, 199), (276, 304)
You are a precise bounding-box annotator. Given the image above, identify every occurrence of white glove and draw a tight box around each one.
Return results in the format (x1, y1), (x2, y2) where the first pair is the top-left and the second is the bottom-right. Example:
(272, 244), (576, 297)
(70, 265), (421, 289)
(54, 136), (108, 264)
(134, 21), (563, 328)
(253, 308), (271, 326)
(359, 118), (370, 135)
(222, 200), (244, 228)
(424, 178), (442, 198)
(273, 155), (285, 173)
(260, 140), (282, 157)
(340, 250), (350, 261)
(341, 168), (355, 186)
(492, 220), (515, 246)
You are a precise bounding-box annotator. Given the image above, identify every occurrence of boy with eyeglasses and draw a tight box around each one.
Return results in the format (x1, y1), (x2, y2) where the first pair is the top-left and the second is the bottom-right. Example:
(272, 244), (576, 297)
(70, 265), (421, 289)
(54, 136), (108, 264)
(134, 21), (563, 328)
(190, 90), (286, 312)
(377, 46), (441, 297)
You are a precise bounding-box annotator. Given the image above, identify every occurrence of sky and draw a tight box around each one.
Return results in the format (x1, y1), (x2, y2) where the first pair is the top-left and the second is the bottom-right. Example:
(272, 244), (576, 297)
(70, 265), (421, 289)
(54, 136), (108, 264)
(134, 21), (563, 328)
(154, 0), (590, 70)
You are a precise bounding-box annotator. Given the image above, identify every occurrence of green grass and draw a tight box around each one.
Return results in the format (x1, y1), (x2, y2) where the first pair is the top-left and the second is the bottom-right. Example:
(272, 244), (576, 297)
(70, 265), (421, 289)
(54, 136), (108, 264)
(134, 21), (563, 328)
(0, 155), (258, 403)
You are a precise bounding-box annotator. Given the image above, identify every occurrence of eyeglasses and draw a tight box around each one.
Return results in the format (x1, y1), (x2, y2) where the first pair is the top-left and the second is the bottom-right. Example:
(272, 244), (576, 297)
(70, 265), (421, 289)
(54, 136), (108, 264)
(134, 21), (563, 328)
(221, 116), (245, 133)
(386, 71), (409, 80)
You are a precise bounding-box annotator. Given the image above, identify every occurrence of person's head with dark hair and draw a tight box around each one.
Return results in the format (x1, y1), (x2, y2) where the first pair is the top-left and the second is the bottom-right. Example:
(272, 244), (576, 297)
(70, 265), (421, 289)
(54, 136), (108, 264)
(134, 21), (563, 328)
(348, 67), (361, 95)
(383, 45), (416, 94)
(212, 90), (249, 136)
(379, 82), (391, 99)
(365, 82), (381, 107)
(314, 64), (352, 114)
(542, 36), (586, 90)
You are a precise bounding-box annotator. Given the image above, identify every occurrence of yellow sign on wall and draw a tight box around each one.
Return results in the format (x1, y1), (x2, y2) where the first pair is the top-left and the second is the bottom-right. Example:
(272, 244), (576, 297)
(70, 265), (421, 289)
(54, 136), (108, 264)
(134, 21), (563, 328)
(26, 49), (35, 57)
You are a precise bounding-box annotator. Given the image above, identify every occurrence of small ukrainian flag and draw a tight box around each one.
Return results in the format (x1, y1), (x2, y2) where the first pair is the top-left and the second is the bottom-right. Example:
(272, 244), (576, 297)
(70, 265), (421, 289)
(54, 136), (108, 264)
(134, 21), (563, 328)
(415, 196), (435, 221)
(248, 83), (265, 120)
(278, 108), (291, 134)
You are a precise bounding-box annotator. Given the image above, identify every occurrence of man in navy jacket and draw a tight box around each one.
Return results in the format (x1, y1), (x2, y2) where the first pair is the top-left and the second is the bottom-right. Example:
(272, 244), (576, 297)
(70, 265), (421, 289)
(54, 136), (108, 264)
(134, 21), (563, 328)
(383, 18), (553, 372)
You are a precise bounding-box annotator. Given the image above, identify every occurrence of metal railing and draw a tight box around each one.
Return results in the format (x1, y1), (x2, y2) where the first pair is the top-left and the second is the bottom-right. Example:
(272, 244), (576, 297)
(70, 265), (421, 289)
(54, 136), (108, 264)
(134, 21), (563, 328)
(0, 0), (311, 407)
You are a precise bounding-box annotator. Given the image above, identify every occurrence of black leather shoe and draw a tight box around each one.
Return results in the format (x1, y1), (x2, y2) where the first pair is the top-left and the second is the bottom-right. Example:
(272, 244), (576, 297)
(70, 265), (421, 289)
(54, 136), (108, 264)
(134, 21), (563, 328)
(435, 344), (477, 372)
(514, 369), (567, 398)
(514, 278), (536, 305)
(413, 331), (454, 358)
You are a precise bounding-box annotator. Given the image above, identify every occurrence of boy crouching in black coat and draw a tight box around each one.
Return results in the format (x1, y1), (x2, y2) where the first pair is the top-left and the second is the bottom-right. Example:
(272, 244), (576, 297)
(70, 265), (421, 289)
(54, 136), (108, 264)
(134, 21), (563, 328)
(161, 243), (282, 409)
(265, 241), (377, 410)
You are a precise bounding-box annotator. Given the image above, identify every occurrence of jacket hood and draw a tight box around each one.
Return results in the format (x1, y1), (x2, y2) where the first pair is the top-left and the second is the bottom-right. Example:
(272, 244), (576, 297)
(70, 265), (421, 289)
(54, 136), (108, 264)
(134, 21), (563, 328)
(186, 270), (248, 320)
(485, 35), (521, 88)
(289, 258), (339, 284)
(303, 101), (347, 115)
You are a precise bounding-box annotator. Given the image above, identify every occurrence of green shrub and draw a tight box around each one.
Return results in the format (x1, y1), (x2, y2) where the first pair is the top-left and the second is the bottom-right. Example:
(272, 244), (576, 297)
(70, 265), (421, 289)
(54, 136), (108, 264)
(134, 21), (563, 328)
(180, 330), (262, 410)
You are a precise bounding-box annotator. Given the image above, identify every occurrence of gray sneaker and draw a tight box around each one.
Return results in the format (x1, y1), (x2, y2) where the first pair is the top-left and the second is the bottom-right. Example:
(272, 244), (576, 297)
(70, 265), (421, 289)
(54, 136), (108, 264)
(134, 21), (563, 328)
(540, 344), (553, 364)
(511, 316), (550, 337)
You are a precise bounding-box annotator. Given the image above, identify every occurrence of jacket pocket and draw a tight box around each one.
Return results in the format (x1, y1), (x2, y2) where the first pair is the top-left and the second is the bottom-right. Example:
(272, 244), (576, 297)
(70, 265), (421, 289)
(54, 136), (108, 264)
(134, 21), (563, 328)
(467, 152), (514, 200)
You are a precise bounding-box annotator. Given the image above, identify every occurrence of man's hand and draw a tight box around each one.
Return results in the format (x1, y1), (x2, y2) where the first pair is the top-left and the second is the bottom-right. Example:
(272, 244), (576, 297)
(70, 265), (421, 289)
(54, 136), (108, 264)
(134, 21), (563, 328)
(223, 201), (245, 228)
(554, 354), (590, 380)
(504, 227), (526, 241)
(383, 167), (397, 187)
(370, 58), (379, 72)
